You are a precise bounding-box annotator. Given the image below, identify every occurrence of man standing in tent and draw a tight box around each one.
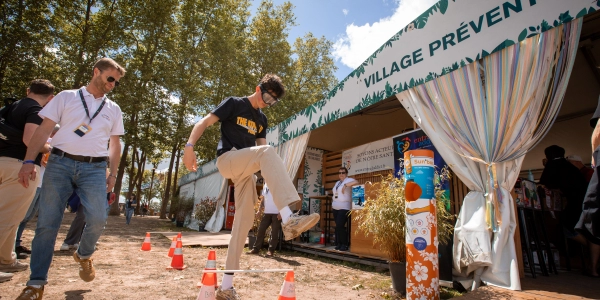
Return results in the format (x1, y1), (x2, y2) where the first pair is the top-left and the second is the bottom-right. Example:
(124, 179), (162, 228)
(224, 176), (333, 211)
(183, 74), (319, 299)
(576, 95), (600, 277)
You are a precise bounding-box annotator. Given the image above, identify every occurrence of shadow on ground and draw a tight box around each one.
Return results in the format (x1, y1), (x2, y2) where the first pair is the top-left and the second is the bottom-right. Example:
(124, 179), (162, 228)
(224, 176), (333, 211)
(65, 289), (92, 300)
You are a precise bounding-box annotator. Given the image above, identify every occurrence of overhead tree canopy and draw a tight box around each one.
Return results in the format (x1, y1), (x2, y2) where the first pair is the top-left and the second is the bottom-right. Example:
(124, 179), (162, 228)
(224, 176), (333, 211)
(1, 0), (338, 219)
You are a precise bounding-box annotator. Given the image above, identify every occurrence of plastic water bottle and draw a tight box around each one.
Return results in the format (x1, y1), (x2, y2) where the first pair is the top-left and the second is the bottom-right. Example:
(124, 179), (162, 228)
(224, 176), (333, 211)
(528, 169), (535, 181)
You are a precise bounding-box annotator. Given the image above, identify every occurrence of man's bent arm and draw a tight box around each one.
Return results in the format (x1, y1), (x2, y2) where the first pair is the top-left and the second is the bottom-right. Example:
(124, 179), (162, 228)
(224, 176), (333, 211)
(106, 135), (121, 192)
(187, 113), (220, 145)
(184, 113), (220, 171)
(108, 135), (121, 175)
(23, 118), (56, 161)
(593, 121), (600, 152)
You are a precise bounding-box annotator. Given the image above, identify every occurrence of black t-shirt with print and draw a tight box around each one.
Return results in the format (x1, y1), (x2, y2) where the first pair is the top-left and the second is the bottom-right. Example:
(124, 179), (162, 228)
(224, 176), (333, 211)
(0, 98), (43, 165)
(212, 97), (268, 156)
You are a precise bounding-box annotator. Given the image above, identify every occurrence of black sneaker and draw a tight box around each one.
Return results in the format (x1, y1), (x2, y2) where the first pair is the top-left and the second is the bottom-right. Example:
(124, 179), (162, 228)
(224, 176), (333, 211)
(16, 252), (29, 259)
(15, 246), (32, 254)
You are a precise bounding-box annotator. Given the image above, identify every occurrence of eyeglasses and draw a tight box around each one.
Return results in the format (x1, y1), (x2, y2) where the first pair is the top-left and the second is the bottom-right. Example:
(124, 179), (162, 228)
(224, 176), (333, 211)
(107, 76), (120, 87)
(339, 172), (347, 174)
(259, 84), (279, 107)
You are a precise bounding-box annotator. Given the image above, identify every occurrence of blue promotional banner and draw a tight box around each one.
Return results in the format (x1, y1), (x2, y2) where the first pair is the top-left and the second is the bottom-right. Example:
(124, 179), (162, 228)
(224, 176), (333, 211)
(393, 129), (450, 203)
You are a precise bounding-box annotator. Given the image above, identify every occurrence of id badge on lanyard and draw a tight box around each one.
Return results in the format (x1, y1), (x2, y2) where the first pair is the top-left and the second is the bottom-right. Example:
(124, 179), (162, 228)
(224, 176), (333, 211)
(75, 89), (105, 137)
(334, 181), (342, 199)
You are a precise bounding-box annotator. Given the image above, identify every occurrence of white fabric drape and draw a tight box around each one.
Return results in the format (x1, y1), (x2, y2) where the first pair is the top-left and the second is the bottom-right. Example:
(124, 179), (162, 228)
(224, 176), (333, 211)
(275, 132), (311, 180)
(204, 177), (228, 232)
(397, 19), (582, 290)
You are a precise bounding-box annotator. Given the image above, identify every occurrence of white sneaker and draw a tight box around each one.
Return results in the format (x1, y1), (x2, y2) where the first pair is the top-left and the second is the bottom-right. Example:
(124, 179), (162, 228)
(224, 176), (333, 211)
(71, 243), (79, 250)
(282, 213), (320, 241)
(59, 243), (70, 251)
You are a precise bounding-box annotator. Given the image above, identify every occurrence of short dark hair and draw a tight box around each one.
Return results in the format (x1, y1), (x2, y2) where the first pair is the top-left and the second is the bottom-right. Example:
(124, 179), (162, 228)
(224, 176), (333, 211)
(93, 57), (126, 76)
(544, 145), (565, 160)
(339, 167), (349, 174)
(259, 74), (285, 99)
(28, 79), (54, 96)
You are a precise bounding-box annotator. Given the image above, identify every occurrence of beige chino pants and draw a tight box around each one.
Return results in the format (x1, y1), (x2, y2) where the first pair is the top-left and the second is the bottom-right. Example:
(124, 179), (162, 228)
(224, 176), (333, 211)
(0, 157), (39, 264)
(216, 145), (299, 270)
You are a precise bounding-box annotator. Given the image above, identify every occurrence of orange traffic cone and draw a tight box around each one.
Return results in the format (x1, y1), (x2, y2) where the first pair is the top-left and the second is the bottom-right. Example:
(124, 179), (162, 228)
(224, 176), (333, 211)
(177, 232), (182, 242)
(167, 237), (177, 257)
(167, 240), (186, 270)
(277, 271), (296, 300)
(196, 271), (217, 300)
(318, 231), (325, 245)
(140, 232), (151, 251)
(197, 250), (218, 288)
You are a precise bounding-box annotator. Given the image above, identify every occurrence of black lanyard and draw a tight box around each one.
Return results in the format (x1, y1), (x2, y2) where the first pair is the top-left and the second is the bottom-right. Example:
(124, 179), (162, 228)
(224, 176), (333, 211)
(78, 89), (106, 124)
(335, 180), (343, 191)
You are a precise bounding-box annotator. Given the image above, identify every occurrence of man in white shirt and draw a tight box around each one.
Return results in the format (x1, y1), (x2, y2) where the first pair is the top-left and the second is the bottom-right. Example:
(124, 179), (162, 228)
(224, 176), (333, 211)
(247, 183), (282, 256)
(15, 58), (125, 299)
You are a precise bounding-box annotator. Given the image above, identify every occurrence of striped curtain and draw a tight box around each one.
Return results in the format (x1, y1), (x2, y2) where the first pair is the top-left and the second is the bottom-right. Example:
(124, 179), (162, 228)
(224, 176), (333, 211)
(397, 19), (582, 290)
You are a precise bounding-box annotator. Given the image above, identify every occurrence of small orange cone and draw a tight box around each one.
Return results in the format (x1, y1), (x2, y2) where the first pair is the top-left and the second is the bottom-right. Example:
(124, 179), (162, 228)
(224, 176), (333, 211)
(196, 271), (217, 300)
(197, 250), (218, 288)
(177, 232), (182, 242)
(167, 240), (186, 270)
(167, 237), (177, 257)
(140, 232), (151, 251)
(318, 231), (325, 245)
(277, 271), (296, 300)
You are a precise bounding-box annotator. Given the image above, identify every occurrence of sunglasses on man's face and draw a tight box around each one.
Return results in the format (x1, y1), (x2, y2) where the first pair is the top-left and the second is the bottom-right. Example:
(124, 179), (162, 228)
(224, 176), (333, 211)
(339, 172), (347, 174)
(259, 85), (279, 107)
(107, 76), (120, 87)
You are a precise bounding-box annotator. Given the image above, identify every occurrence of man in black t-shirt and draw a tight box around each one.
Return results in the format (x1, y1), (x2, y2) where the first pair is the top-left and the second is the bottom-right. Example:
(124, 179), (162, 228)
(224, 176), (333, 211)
(0, 80), (54, 279)
(183, 74), (319, 299)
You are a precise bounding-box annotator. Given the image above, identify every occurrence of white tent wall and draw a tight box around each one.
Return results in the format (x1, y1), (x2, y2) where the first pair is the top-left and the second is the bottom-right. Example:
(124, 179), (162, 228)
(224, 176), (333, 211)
(186, 172), (226, 231)
(179, 182), (194, 201)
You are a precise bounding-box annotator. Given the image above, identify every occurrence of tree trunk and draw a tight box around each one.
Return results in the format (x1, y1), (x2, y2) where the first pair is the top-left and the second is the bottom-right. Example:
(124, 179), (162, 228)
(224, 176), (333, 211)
(172, 148), (181, 202)
(160, 143), (178, 219)
(110, 141), (130, 215)
(134, 151), (146, 215)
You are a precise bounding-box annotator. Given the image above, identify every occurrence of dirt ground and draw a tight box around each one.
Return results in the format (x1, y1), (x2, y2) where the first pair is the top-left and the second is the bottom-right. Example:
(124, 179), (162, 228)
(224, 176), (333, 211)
(1, 212), (404, 300)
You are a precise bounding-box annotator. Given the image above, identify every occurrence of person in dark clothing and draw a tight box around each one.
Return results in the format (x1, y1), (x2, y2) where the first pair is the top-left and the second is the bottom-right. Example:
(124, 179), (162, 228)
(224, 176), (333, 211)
(0, 79), (54, 279)
(125, 194), (137, 225)
(538, 145), (588, 246)
(575, 95), (600, 277)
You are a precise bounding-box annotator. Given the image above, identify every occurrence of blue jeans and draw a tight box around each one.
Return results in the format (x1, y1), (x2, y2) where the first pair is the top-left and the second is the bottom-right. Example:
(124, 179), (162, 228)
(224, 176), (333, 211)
(15, 187), (41, 247)
(126, 208), (134, 224)
(63, 209), (86, 245)
(28, 154), (108, 286)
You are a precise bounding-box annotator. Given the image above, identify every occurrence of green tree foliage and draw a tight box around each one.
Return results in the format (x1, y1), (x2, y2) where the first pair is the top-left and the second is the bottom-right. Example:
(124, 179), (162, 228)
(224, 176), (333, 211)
(2, 0), (338, 219)
(0, 0), (55, 96)
(268, 33), (338, 126)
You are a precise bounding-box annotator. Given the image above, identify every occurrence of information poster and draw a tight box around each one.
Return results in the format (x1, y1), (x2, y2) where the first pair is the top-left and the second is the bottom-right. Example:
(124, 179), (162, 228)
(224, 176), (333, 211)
(393, 129), (450, 207)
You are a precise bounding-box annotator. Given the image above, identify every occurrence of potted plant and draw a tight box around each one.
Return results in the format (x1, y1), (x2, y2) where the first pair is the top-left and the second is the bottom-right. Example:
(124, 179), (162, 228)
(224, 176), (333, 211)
(353, 167), (454, 294)
(194, 196), (217, 231)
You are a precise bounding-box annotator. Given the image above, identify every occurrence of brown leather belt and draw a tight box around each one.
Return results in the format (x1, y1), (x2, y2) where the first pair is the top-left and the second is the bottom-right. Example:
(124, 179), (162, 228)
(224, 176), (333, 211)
(51, 148), (107, 163)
